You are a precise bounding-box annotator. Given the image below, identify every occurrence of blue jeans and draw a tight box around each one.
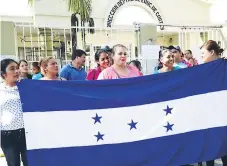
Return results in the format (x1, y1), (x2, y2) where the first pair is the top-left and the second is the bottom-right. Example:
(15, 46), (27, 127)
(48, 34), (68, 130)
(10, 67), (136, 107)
(1, 128), (28, 166)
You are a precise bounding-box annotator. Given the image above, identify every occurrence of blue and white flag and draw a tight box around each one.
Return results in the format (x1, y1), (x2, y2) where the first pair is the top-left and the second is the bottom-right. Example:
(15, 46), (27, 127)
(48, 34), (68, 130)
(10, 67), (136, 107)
(18, 59), (227, 166)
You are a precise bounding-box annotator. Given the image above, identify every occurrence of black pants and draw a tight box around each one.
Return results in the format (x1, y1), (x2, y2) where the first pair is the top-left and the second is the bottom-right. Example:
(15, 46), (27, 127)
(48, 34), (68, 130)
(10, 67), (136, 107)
(198, 155), (227, 166)
(223, 155), (227, 166)
(198, 160), (214, 166)
(1, 128), (28, 166)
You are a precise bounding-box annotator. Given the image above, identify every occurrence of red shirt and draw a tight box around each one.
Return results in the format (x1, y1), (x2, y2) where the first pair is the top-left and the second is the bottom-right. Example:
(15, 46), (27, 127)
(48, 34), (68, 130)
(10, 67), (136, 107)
(139, 71), (143, 76)
(86, 67), (102, 80)
(182, 60), (192, 67)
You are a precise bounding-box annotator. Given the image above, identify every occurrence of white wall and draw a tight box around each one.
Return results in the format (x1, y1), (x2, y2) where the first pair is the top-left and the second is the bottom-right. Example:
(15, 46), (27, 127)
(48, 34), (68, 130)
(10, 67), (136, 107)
(101, 0), (211, 26)
(34, 15), (71, 28)
(152, 0), (211, 25)
(0, 0), (33, 16)
(32, 0), (212, 28)
(0, 0), (33, 23)
(209, 1), (227, 39)
(0, 0), (214, 27)
(33, 0), (70, 27)
(34, 0), (70, 16)
(0, 16), (33, 23)
(210, 0), (227, 24)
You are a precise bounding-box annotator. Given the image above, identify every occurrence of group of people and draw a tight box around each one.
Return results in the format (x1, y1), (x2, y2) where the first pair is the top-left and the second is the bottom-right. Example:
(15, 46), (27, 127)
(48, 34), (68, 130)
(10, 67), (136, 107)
(0, 44), (199, 83)
(154, 46), (199, 74)
(0, 40), (227, 166)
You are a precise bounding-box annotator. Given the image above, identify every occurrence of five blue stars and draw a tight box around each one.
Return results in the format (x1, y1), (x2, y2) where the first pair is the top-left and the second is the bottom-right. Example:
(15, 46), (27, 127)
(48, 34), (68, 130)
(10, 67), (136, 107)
(94, 132), (104, 142)
(164, 122), (174, 132)
(128, 120), (138, 130)
(92, 106), (175, 141)
(163, 105), (173, 115)
(92, 113), (102, 124)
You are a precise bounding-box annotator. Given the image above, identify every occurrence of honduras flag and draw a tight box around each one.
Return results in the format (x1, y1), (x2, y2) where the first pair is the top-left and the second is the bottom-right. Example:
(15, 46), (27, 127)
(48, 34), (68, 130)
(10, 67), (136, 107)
(17, 59), (227, 166)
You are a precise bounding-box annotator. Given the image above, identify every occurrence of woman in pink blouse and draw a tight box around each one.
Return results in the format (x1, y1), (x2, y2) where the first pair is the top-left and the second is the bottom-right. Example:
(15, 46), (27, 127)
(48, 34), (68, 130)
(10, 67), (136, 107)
(98, 44), (141, 80)
(86, 49), (110, 80)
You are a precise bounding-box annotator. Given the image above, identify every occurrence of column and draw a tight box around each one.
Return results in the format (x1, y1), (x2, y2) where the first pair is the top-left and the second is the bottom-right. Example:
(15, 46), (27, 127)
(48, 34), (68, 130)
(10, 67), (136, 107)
(0, 21), (17, 60)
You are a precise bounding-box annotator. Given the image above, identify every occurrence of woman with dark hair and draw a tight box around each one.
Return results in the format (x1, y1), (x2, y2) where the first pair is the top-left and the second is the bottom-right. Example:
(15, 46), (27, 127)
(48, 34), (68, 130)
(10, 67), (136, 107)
(86, 49), (110, 80)
(198, 40), (227, 166)
(187, 57), (197, 66)
(0, 59), (28, 166)
(184, 50), (199, 65)
(201, 40), (224, 63)
(154, 50), (165, 72)
(129, 60), (143, 76)
(31, 62), (43, 80)
(153, 49), (181, 74)
(18, 60), (32, 79)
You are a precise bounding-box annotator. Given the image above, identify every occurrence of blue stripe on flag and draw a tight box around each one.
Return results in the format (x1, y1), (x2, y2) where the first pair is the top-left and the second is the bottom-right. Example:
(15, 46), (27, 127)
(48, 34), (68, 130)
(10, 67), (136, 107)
(17, 59), (227, 112)
(27, 126), (227, 166)
(17, 59), (227, 166)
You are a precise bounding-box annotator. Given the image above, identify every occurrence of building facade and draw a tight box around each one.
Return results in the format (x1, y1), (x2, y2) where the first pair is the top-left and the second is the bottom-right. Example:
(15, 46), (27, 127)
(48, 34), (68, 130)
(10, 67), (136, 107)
(1, 0), (227, 71)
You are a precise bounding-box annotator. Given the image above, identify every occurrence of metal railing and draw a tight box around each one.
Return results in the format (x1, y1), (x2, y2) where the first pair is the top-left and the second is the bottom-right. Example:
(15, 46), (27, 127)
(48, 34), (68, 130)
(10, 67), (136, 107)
(14, 23), (227, 73)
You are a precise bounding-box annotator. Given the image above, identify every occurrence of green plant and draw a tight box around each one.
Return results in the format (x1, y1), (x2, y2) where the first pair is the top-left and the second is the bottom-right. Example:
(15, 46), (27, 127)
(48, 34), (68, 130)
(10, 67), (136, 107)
(68, 0), (91, 22)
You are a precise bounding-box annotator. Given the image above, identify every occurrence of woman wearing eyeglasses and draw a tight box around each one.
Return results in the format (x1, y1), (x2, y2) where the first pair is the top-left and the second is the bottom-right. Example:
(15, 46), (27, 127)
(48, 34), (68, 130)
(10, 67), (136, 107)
(86, 49), (110, 80)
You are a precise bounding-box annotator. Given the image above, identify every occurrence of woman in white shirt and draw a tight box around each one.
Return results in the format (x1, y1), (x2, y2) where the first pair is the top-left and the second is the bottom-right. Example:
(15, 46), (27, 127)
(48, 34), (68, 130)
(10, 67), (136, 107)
(0, 59), (28, 166)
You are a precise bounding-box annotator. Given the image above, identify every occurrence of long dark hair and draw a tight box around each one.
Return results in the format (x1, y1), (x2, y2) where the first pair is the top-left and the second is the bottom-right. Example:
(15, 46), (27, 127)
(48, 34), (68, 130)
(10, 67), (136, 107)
(157, 50), (163, 70)
(1, 59), (18, 79)
(129, 60), (142, 71)
(94, 49), (109, 67)
(18, 60), (28, 66)
(157, 49), (171, 70)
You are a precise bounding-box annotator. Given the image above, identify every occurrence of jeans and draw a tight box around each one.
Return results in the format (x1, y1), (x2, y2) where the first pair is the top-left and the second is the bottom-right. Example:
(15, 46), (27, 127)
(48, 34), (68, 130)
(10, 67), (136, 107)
(222, 155), (227, 166)
(1, 128), (28, 166)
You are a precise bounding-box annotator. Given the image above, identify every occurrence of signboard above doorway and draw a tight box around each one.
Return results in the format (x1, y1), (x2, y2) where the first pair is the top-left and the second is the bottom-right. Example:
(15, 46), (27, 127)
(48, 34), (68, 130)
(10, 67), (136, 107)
(106, 0), (164, 29)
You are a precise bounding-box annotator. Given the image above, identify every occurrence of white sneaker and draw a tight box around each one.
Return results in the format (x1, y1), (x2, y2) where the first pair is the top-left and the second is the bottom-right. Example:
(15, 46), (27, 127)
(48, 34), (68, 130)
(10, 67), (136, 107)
(0, 148), (4, 157)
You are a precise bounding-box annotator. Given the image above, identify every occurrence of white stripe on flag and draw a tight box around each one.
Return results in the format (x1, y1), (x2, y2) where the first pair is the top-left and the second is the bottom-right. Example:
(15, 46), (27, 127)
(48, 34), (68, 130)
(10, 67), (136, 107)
(24, 90), (227, 150)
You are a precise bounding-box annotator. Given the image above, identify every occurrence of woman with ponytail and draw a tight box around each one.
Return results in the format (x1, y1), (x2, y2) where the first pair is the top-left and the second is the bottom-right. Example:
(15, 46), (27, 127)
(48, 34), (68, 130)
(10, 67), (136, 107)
(153, 49), (181, 74)
(18, 60), (32, 79)
(200, 40), (224, 63)
(198, 40), (227, 166)
(129, 60), (143, 76)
